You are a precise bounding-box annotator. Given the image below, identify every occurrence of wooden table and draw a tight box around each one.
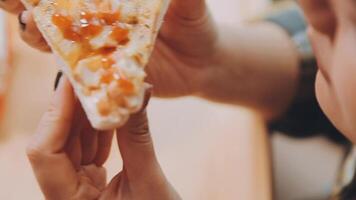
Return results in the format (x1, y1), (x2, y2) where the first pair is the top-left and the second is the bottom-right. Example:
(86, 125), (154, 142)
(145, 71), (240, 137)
(0, 1), (273, 199)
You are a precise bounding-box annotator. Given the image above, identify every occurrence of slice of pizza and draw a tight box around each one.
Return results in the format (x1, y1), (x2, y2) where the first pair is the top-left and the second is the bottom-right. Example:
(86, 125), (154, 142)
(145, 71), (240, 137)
(21, 0), (170, 130)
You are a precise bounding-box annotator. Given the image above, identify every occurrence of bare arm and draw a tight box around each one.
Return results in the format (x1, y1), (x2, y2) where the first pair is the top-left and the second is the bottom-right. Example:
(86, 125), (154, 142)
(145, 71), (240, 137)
(11, 0), (300, 120)
(199, 22), (300, 120)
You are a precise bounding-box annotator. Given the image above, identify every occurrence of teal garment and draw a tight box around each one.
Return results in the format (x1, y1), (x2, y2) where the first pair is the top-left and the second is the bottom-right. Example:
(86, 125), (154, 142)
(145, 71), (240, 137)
(265, 4), (306, 35)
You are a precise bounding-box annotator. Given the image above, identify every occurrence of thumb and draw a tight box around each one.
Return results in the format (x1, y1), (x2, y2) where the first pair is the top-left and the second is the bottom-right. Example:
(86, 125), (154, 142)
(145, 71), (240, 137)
(28, 76), (76, 154)
(169, 0), (207, 20)
(26, 76), (80, 200)
(116, 90), (162, 181)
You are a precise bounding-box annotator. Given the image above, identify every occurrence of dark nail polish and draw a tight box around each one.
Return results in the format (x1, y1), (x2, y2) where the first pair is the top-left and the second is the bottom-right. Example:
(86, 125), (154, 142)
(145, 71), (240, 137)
(18, 12), (26, 31)
(54, 71), (63, 90)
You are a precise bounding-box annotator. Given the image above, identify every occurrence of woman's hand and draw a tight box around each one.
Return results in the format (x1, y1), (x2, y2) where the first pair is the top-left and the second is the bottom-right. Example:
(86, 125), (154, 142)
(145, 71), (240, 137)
(8, 0), (300, 119)
(0, 0), (24, 14)
(26, 76), (180, 199)
(15, 0), (218, 97)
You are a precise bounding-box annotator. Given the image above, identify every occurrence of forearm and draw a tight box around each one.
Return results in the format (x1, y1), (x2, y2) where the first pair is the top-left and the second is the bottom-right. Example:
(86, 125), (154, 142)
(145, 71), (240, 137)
(198, 22), (300, 120)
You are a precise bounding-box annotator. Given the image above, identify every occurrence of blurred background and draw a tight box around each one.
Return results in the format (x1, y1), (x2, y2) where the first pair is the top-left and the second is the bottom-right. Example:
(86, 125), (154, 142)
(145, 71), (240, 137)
(0, 0), (346, 199)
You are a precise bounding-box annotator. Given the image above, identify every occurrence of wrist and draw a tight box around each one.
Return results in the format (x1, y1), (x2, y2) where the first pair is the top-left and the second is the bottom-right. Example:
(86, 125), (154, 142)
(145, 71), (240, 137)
(193, 24), (238, 99)
(193, 22), (301, 120)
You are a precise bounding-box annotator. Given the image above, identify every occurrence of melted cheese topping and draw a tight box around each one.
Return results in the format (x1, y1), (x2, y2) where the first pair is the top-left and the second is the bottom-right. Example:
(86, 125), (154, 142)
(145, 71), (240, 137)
(51, 0), (139, 116)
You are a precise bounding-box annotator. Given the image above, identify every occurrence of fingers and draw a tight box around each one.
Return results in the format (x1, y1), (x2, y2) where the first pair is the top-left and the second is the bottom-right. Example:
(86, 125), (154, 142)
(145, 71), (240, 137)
(18, 10), (51, 52)
(26, 77), (79, 199)
(299, 0), (336, 37)
(74, 104), (114, 167)
(114, 92), (180, 199)
(80, 165), (107, 191)
(94, 130), (114, 166)
(27, 75), (113, 199)
(64, 101), (84, 169)
(28, 76), (76, 154)
(169, 0), (206, 21)
(0, 0), (24, 14)
(80, 118), (99, 165)
(116, 90), (162, 181)
(64, 128), (82, 169)
(70, 100), (114, 167)
(159, 0), (216, 57)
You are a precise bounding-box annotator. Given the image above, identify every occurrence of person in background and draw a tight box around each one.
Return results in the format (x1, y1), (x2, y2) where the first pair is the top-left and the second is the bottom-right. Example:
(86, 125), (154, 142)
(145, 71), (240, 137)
(0, 0), (354, 199)
(298, 0), (356, 198)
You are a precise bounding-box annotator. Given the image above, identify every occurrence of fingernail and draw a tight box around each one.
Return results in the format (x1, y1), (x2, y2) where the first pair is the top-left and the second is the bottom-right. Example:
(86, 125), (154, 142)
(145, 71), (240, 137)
(54, 71), (63, 90)
(18, 11), (26, 31)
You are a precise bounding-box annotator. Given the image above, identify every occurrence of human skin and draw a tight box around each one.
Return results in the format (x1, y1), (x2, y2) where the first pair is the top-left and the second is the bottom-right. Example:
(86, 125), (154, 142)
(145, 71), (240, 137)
(299, 0), (356, 143)
(26, 77), (181, 199)
(2, 0), (299, 120)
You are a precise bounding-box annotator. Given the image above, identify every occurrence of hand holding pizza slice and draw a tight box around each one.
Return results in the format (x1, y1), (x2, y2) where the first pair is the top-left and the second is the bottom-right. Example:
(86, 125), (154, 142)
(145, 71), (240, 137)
(21, 0), (170, 130)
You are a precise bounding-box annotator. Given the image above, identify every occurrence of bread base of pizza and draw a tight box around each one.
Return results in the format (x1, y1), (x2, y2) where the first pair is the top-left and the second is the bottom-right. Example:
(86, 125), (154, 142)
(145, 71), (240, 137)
(21, 0), (170, 130)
